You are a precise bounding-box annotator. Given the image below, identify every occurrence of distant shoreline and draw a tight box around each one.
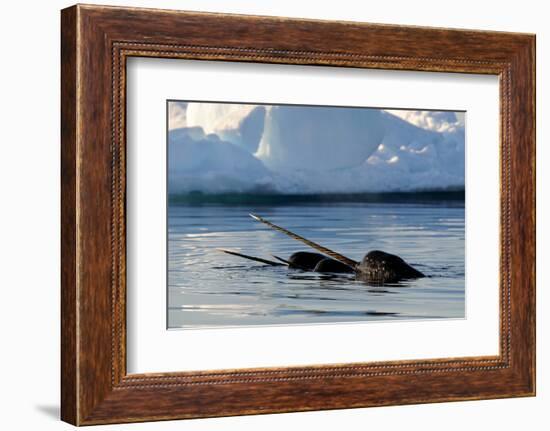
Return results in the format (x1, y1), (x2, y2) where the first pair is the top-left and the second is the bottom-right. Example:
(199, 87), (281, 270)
(169, 190), (465, 205)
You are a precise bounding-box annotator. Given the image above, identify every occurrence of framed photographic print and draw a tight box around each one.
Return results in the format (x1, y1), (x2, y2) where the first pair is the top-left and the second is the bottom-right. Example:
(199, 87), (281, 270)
(61, 4), (535, 425)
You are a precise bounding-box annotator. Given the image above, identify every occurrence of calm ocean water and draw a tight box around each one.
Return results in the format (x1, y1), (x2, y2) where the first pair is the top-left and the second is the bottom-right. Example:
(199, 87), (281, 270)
(168, 202), (465, 328)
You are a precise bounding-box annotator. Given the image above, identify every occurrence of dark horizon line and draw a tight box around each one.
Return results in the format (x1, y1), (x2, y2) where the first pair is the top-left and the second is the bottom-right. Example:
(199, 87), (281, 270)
(168, 190), (466, 205)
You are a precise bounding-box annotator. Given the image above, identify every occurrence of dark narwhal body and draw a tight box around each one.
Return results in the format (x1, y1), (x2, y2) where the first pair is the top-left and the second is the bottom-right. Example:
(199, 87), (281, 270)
(270, 251), (354, 273)
(278, 252), (355, 273)
(283, 251), (326, 270)
(314, 258), (355, 274)
(220, 214), (424, 283)
(356, 250), (425, 283)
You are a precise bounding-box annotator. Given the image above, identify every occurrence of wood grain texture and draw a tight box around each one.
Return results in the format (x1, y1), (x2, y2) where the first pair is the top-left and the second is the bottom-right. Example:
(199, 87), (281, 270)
(60, 4), (536, 425)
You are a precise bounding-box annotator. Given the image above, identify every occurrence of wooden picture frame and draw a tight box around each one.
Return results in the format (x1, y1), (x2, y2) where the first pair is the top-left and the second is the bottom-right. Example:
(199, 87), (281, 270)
(61, 4), (535, 425)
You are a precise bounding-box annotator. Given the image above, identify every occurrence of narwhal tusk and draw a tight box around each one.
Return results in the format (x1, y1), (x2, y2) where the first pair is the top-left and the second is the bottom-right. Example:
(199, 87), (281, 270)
(217, 249), (286, 266)
(272, 255), (291, 265)
(249, 214), (359, 268)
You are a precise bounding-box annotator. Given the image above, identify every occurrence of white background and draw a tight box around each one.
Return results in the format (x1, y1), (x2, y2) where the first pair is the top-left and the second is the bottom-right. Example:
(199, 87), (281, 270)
(127, 59), (499, 373)
(0, 0), (546, 430)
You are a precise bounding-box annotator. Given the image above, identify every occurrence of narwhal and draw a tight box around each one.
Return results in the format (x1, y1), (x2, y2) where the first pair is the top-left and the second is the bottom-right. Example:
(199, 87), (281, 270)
(219, 214), (425, 284)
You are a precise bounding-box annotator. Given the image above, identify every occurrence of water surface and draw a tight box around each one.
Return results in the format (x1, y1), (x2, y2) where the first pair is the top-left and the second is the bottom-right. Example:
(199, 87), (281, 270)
(168, 202), (465, 328)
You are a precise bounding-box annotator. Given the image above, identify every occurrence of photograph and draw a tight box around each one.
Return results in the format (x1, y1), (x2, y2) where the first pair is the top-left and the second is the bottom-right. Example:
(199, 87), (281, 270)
(167, 100), (466, 328)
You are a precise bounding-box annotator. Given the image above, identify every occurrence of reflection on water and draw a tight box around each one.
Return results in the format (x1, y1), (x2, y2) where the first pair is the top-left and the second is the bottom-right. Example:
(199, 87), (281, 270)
(168, 203), (465, 328)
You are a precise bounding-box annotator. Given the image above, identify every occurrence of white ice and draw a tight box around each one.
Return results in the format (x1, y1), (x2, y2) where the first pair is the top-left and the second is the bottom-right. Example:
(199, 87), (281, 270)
(168, 102), (465, 194)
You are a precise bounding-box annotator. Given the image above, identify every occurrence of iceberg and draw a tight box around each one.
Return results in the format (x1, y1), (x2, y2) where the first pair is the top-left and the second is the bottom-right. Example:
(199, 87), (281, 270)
(186, 103), (265, 154)
(168, 127), (274, 194)
(256, 105), (385, 172)
(168, 102), (465, 194)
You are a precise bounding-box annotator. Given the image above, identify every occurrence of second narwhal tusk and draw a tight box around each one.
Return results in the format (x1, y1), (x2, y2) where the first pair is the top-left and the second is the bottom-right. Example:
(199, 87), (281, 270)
(217, 249), (285, 266)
